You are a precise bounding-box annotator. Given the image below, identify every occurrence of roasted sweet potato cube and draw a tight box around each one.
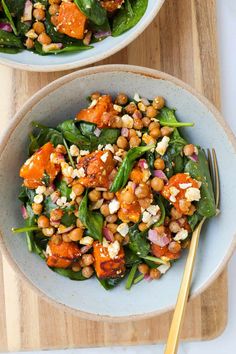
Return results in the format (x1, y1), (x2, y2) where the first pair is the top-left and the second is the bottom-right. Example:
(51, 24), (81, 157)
(93, 241), (126, 279)
(46, 240), (81, 269)
(46, 255), (72, 269)
(57, 2), (87, 40)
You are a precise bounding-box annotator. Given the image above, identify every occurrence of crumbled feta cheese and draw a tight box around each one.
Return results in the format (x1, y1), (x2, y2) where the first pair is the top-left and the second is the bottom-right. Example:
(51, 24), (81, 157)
(185, 187), (201, 202)
(142, 211), (152, 223)
(156, 136), (170, 156)
(115, 148), (125, 157)
(104, 144), (114, 153)
(36, 186), (46, 195)
(80, 150), (89, 156)
(117, 223), (129, 237)
(97, 144), (104, 150)
(76, 167), (86, 178)
(121, 114), (134, 128)
(147, 205), (160, 216)
(170, 195), (177, 203)
(70, 191), (76, 201)
(169, 186), (180, 202)
(95, 187), (107, 191)
(100, 151), (109, 163)
(194, 146), (198, 155)
(108, 241), (120, 259)
(70, 145), (80, 157)
(174, 228), (188, 241)
(33, 194), (43, 204)
(179, 183), (192, 189)
(103, 238), (109, 248)
(50, 152), (64, 164)
(88, 99), (97, 108)
(56, 197), (67, 207)
(138, 102), (146, 112)
(158, 263), (171, 274)
(45, 245), (52, 257)
(61, 162), (73, 177)
(108, 199), (120, 214)
(134, 92), (141, 102)
(113, 104), (122, 112)
(91, 199), (104, 210)
(94, 128), (101, 137)
(25, 29), (38, 39)
(136, 131), (142, 137)
(114, 156), (123, 163)
(80, 236), (94, 246)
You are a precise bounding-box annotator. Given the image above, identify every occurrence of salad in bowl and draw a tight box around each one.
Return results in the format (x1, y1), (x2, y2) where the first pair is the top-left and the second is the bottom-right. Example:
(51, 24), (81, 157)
(13, 91), (216, 290)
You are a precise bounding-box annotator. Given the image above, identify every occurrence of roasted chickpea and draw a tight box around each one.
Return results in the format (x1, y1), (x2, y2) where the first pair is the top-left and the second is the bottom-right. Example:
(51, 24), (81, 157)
(114, 233), (124, 244)
(135, 184), (150, 199)
(188, 204), (196, 215)
(151, 177), (164, 192)
(32, 202), (42, 215)
(125, 102), (137, 115)
(42, 227), (55, 237)
(152, 96), (165, 110)
(168, 241), (181, 254)
(179, 199), (191, 214)
(49, 4), (59, 15)
(129, 136), (141, 148)
(69, 228), (83, 241)
(82, 266), (94, 278)
(38, 215), (50, 228)
(169, 221), (181, 233)
(75, 196), (83, 205)
(149, 128), (161, 139)
(117, 136), (128, 149)
(50, 208), (63, 221)
(25, 38), (34, 49)
(120, 189), (135, 204)
(161, 126), (174, 137)
(183, 144), (195, 156)
(72, 183), (85, 196)
(146, 106), (158, 118)
(129, 129), (137, 138)
(50, 15), (58, 26)
(138, 263), (149, 275)
(33, 8), (45, 21)
(170, 207), (183, 220)
(116, 93), (128, 105)
(76, 218), (85, 228)
(112, 116), (123, 128)
(100, 204), (110, 217)
(123, 234), (130, 245)
(150, 268), (161, 279)
(107, 223), (118, 233)
(88, 189), (101, 202)
(103, 191), (114, 200)
(82, 254), (94, 266)
(55, 144), (66, 154)
(33, 21), (45, 34)
(90, 91), (100, 100)
(138, 197), (152, 209)
(133, 118), (143, 130)
(106, 214), (118, 223)
(154, 158), (165, 170)
(37, 32), (52, 45)
(149, 121), (160, 131)
(138, 222), (148, 232)
(72, 264), (81, 272)
(182, 239), (190, 249)
(154, 225), (165, 234)
(49, 0), (61, 4)
(51, 234), (62, 245)
(142, 116), (151, 127)
(62, 233), (72, 243)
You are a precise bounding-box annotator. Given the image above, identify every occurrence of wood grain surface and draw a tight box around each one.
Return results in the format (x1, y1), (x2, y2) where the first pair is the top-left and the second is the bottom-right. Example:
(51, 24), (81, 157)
(0, 0), (228, 351)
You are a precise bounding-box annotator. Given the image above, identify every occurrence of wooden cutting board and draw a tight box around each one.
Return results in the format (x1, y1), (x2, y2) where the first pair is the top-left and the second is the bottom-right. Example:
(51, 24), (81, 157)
(0, 0), (228, 351)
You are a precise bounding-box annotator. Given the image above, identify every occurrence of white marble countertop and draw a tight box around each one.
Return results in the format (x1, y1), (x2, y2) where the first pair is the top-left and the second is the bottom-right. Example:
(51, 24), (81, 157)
(0, 0), (235, 353)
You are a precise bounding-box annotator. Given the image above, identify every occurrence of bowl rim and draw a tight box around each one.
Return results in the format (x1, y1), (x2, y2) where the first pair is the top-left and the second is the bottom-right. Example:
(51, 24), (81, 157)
(0, 64), (235, 322)
(0, 0), (165, 72)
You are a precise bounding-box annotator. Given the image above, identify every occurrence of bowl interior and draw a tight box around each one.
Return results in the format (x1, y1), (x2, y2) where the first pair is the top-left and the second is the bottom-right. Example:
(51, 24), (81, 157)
(0, 0), (164, 71)
(0, 68), (235, 318)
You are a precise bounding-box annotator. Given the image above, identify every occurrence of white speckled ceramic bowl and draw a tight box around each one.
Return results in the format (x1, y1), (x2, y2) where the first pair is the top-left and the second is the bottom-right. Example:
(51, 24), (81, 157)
(0, 0), (165, 72)
(0, 65), (235, 321)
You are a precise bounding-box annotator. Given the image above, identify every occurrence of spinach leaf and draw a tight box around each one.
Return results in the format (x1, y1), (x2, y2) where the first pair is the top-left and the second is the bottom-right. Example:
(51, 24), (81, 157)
(163, 130), (187, 177)
(29, 122), (64, 153)
(185, 149), (216, 217)
(44, 196), (57, 216)
(0, 29), (22, 48)
(18, 186), (36, 203)
(33, 231), (48, 259)
(153, 195), (166, 227)
(34, 41), (92, 55)
(188, 212), (203, 231)
(98, 276), (124, 290)
(0, 46), (21, 53)
(1, 0), (18, 34)
(61, 212), (76, 227)
(56, 180), (72, 200)
(74, 0), (107, 26)
(110, 144), (155, 192)
(78, 191), (103, 242)
(53, 268), (87, 281)
(128, 224), (150, 257)
(125, 263), (138, 290)
(159, 107), (194, 127)
(146, 150), (155, 174)
(57, 120), (90, 149)
(16, 17), (31, 36)
(112, 0), (148, 37)
(97, 128), (120, 146)
(3, 0), (25, 15)
(25, 204), (36, 252)
(125, 247), (141, 267)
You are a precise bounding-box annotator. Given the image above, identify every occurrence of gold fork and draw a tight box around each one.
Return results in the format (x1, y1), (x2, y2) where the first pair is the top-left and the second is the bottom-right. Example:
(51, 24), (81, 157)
(164, 149), (219, 354)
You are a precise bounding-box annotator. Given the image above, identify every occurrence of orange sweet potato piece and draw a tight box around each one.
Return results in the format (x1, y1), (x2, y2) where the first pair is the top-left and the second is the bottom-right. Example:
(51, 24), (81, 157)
(100, 0), (124, 12)
(77, 150), (115, 188)
(46, 239), (81, 269)
(161, 173), (199, 215)
(151, 243), (181, 260)
(93, 241), (126, 278)
(46, 256), (72, 269)
(20, 142), (60, 189)
(57, 2), (87, 40)
(116, 186), (142, 223)
(76, 95), (117, 128)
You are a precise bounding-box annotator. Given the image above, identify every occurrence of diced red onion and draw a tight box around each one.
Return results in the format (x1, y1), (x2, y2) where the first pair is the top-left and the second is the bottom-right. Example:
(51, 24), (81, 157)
(141, 98), (150, 106)
(138, 159), (147, 169)
(22, 0), (33, 22)
(50, 220), (60, 228)
(188, 153), (198, 162)
(21, 206), (28, 220)
(80, 245), (92, 254)
(153, 170), (168, 182)
(0, 23), (12, 32)
(94, 30), (111, 39)
(132, 110), (142, 119)
(144, 274), (152, 282)
(94, 127), (101, 137)
(148, 229), (170, 247)
(51, 192), (59, 203)
(121, 127), (129, 137)
(103, 227), (114, 242)
(57, 225), (74, 234)
(130, 182), (137, 191)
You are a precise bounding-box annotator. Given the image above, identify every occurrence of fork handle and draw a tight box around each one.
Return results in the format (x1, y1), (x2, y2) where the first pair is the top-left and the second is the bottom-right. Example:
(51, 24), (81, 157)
(164, 218), (205, 354)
